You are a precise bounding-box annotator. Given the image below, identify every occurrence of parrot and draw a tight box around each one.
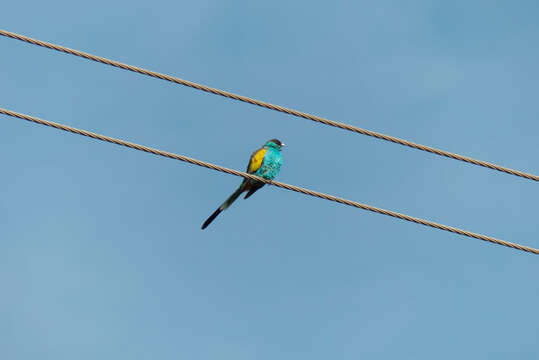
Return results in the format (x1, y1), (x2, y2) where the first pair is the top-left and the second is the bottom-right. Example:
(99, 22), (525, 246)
(201, 139), (284, 229)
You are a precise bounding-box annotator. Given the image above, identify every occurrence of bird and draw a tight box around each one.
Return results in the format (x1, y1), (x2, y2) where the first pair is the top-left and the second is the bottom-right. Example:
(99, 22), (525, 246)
(201, 139), (284, 229)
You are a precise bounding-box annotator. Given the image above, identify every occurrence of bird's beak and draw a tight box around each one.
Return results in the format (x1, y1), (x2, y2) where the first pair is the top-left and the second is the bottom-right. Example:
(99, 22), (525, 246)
(281, 143), (286, 147)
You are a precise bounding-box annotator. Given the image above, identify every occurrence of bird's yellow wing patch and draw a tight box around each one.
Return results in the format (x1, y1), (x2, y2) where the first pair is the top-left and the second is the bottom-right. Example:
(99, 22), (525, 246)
(247, 147), (266, 173)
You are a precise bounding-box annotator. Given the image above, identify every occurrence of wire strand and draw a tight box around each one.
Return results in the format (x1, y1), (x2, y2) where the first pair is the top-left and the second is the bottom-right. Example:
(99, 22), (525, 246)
(1, 29), (538, 182)
(1, 106), (537, 255)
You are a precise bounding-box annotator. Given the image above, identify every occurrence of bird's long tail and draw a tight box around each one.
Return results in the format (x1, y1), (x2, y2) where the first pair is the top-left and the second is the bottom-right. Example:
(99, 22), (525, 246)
(201, 183), (245, 229)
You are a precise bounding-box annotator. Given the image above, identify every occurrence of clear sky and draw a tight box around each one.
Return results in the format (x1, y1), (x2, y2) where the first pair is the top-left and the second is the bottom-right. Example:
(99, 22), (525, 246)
(1, 1), (538, 359)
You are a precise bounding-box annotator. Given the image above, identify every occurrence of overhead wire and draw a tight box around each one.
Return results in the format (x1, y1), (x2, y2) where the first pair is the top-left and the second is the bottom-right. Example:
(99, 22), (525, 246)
(1, 106), (537, 255)
(1, 29), (538, 182)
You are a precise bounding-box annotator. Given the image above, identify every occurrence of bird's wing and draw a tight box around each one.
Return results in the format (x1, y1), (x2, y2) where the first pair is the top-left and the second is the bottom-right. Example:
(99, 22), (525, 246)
(247, 147), (266, 174)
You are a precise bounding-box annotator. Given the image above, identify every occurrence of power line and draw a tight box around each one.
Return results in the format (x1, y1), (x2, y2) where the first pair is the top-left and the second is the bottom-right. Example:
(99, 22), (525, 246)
(1, 106), (537, 255)
(1, 29), (538, 183)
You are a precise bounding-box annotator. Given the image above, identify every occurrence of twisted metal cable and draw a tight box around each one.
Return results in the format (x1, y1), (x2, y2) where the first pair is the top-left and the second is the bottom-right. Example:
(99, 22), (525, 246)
(1, 29), (538, 182)
(1, 106), (537, 255)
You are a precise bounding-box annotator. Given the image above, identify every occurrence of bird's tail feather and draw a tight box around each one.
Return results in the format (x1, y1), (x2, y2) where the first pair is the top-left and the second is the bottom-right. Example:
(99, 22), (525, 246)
(201, 184), (245, 229)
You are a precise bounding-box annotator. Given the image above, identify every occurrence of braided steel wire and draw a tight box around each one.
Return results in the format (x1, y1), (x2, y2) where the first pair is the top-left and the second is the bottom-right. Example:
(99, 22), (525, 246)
(1, 106), (537, 255)
(1, 29), (538, 182)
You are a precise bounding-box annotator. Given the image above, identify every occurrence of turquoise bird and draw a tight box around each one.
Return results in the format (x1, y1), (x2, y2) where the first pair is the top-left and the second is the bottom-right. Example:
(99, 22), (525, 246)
(201, 139), (284, 229)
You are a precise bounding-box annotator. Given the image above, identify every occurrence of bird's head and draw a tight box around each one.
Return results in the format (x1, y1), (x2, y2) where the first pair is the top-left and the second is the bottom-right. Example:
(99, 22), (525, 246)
(264, 138), (285, 150)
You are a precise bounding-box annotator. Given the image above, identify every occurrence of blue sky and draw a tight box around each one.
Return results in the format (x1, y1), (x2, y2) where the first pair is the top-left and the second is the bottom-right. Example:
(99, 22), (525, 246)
(1, 1), (538, 359)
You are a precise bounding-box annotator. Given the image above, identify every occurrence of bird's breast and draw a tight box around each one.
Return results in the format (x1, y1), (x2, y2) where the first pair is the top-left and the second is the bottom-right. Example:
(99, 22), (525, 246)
(256, 150), (282, 180)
